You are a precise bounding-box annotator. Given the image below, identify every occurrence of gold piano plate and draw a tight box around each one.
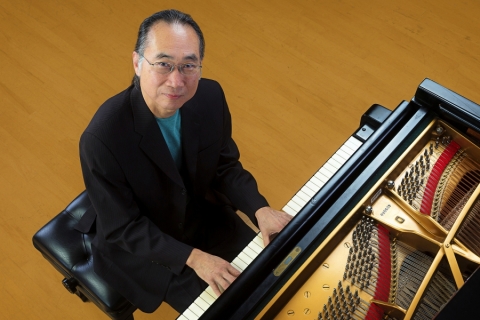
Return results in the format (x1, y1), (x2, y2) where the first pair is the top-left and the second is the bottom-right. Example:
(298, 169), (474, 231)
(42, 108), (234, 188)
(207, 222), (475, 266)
(258, 119), (480, 320)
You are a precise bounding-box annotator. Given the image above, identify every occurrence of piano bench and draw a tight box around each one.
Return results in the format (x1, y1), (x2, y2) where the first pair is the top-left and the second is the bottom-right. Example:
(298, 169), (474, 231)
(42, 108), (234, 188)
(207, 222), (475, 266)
(32, 191), (137, 320)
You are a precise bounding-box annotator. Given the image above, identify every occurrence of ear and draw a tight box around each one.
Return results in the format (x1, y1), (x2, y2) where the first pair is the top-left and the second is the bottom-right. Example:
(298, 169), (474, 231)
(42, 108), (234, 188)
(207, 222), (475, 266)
(132, 51), (141, 76)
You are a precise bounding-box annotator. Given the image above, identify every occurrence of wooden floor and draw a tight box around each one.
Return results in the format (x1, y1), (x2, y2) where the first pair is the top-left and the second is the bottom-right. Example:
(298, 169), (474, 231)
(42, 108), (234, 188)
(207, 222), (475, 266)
(1, 0), (479, 319)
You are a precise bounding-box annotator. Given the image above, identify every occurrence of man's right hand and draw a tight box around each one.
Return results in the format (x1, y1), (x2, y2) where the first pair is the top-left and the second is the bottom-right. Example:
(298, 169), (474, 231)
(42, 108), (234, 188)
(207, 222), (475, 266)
(186, 248), (240, 297)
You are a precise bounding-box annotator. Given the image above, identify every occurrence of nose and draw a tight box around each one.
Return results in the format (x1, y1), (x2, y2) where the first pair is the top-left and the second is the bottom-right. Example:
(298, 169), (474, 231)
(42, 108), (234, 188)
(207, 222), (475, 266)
(165, 67), (185, 88)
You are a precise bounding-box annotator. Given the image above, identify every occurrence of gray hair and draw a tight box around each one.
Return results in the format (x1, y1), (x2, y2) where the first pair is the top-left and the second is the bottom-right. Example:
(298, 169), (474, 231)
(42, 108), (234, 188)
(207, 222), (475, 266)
(132, 9), (205, 89)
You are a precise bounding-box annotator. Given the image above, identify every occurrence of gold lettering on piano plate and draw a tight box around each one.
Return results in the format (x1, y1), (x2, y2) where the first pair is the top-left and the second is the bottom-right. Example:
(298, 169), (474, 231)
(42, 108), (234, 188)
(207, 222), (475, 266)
(379, 204), (392, 216)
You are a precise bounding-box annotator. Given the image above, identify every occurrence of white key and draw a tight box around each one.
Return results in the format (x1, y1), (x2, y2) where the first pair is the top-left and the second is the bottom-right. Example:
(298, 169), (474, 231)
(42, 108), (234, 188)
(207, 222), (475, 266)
(300, 185), (316, 198)
(328, 155), (343, 172)
(323, 162), (337, 175)
(318, 166), (333, 179)
(205, 286), (217, 299)
(189, 303), (204, 317)
(291, 194), (307, 208)
(326, 156), (340, 166)
(243, 246), (258, 260)
(231, 260), (242, 272)
(311, 176), (326, 189)
(306, 180), (321, 193)
(252, 235), (264, 249)
(195, 295), (211, 310)
(314, 172), (329, 184)
(282, 204), (297, 216)
(351, 136), (363, 147)
(295, 190), (310, 204)
(248, 241), (263, 254)
(238, 251), (253, 265)
(183, 308), (198, 320)
(342, 139), (355, 151)
(286, 199), (302, 212)
(345, 137), (362, 151)
(232, 257), (248, 271)
(336, 149), (350, 161)
(200, 289), (216, 305)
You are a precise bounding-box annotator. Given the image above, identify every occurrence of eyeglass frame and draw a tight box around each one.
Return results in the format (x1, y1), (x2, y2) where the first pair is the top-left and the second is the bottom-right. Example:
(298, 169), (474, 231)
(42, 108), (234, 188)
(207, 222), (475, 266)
(140, 54), (202, 76)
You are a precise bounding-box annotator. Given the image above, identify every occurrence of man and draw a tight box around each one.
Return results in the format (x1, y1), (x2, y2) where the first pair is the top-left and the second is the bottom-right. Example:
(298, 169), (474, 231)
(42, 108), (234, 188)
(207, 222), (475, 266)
(79, 9), (292, 314)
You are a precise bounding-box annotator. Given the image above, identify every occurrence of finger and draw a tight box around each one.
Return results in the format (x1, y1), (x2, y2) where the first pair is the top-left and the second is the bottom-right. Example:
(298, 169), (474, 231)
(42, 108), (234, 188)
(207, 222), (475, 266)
(262, 231), (270, 247)
(211, 281), (222, 297)
(223, 271), (238, 285)
(279, 211), (293, 223)
(216, 277), (231, 293)
(269, 232), (279, 242)
(227, 264), (241, 277)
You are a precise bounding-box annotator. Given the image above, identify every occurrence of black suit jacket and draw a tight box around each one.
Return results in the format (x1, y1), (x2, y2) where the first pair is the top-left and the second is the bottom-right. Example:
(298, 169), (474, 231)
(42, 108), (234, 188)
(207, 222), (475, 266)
(79, 79), (268, 312)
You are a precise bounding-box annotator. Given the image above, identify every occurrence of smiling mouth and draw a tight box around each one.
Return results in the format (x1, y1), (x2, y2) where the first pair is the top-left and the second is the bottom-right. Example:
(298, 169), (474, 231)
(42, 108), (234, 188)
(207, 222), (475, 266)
(164, 93), (182, 99)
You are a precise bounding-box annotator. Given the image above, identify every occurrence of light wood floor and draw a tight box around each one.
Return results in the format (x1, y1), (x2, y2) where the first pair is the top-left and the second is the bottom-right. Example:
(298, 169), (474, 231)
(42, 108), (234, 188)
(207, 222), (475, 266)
(1, 0), (479, 319)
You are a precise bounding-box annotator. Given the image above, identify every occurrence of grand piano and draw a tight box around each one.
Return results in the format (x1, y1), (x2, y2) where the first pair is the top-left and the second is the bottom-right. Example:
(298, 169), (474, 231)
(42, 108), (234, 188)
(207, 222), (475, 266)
(178, 79), (480, 320)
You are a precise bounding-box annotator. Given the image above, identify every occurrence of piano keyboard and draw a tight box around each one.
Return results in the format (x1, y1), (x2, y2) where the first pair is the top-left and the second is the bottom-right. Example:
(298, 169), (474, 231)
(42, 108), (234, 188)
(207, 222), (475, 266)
(177, 136), (364, 320)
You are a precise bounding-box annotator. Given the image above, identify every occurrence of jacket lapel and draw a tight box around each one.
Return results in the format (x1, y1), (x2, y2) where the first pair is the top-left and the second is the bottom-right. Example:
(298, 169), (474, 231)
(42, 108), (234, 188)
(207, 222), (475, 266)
(180, 98), (201, 188)
(130, 87), (185, 188)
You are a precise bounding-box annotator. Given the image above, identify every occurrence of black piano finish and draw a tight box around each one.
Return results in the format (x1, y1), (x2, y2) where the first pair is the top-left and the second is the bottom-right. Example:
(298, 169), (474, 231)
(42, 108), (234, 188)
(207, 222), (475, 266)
(414, 79), (480, 137)
(434, 266), (480, 319)
(200, 79), (480, 320)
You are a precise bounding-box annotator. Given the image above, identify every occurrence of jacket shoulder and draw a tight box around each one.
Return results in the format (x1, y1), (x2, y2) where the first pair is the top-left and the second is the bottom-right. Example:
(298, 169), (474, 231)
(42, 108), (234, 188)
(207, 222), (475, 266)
(196, 78), (224, 96)
(83, 86), (134, 137)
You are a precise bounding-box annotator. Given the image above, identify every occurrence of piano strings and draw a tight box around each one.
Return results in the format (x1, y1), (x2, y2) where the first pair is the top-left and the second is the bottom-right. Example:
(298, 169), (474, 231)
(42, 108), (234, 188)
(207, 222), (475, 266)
(446, 196), (480, 257)
(317, 216), (438, 320)
(315, 215), (463, 320)
(277, 123), (480, 320)
(360, 125), (480, 319)
(396, 127), (480, 258)
(413, 261), (456, 320)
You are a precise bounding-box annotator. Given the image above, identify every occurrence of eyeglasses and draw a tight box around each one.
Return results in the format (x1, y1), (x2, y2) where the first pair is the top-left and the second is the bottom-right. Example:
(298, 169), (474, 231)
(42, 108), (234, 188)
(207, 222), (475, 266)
(141, 55), (202, 76)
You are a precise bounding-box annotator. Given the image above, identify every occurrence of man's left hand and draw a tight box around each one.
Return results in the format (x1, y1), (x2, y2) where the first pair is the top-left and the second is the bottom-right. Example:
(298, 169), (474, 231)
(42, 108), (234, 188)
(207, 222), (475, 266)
(255, 207), (292, 247)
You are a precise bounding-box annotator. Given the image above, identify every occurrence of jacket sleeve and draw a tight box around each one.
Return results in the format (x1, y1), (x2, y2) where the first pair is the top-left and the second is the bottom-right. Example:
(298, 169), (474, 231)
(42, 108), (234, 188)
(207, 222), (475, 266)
(214, 87), (269, 225)
(80, 131), (193, 275)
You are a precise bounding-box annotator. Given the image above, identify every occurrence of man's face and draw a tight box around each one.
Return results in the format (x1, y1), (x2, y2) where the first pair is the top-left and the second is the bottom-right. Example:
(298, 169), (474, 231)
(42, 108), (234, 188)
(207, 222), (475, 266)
(133, 22), (202, 118)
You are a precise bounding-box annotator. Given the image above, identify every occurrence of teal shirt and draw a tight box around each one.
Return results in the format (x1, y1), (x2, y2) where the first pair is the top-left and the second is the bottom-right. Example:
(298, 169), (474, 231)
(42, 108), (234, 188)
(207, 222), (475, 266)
(156, 110), (182, 170)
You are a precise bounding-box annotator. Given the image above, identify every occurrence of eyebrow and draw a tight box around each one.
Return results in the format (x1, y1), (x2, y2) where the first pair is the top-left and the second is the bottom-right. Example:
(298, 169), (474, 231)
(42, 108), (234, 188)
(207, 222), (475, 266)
(154, 52), (199, 62)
